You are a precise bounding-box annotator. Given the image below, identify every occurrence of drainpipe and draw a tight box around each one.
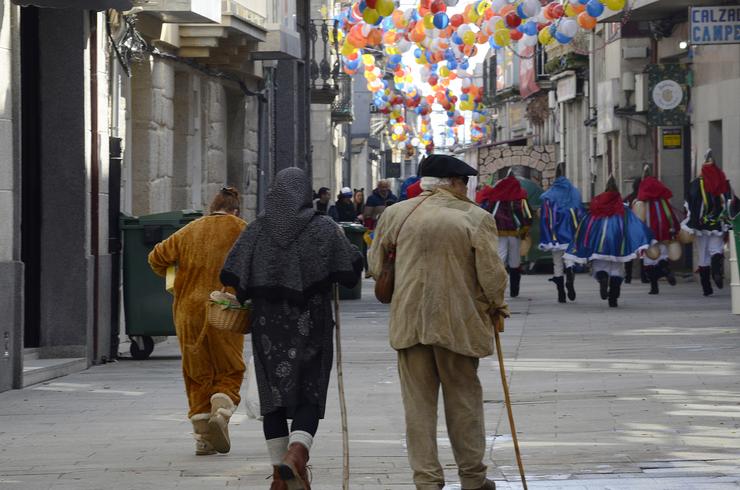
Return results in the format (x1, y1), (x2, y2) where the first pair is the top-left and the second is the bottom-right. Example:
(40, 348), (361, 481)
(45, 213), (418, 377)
(89, 11), (100, 363)
(651, 37), (659, 177)
(588, 30), (597, 200)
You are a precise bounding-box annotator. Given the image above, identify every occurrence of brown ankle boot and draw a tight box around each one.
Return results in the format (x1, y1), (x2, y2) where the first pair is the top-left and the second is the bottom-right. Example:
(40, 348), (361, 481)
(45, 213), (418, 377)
(278, 443), (311, 490)
(270, 466), (287, 490)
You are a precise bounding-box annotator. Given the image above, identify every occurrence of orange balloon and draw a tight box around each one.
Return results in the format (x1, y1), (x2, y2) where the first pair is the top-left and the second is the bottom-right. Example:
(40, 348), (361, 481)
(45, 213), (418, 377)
(499, 4), (515, 16)
(368, 29), (382, 46)
(577, 12), (597, 30)
(476, 31), (489, 44)
(448, 71), (457, 80)
(573, 4), (586, 13)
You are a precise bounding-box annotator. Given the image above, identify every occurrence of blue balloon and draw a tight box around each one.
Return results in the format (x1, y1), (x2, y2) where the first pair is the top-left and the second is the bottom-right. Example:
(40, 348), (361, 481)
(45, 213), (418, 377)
(358, 0), (366, 12)
(555, 32), (573, 44)
(460, 60), (469, 70)
(414, 48), (422, 58)
(448, 60), (458, 70)
(523, 20), (538, 36)
(489, 37), (500, 49)
(517, 4), (528, 19)
(433, 12), (449, 29)
(586, 0), (605, 17)
(390, 54), (402, 64)
(452, 32), (463, 45)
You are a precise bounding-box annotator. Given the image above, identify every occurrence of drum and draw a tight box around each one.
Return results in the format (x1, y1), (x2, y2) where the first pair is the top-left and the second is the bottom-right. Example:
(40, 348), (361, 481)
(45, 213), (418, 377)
(645, 244), (661, 260)
(667, 241), (683, 261)
(632, 200), (647, 221)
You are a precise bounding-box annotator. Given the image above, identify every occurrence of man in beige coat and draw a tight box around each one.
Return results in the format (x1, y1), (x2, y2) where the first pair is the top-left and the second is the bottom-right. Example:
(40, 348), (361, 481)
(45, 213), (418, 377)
(369, 154), (509, 490)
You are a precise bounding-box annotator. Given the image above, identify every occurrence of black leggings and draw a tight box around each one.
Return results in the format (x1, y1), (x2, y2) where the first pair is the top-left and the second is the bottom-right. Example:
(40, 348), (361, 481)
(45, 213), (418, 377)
(263, 404), (321, 439)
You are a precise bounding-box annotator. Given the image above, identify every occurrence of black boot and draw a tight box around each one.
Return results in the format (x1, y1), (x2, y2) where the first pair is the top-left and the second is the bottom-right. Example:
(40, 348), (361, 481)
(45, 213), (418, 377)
(711, 254), (724, 289)
(550, 276), (566, 303)
(699, 266), (714, 296)
(647, 266), (659, 295)
(624, 261), (633, 284)
(608, 276), (623, 307)
(509, 268), (521, 298)
(659, 260), (676, 286)
(595, 271), (609, 300)
(640, 260), (649, 283)
(565, 267), (576, 301)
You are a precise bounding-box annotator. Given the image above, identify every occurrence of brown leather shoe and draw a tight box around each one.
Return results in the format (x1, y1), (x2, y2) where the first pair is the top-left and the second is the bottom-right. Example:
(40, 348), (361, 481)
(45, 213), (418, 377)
(277, 443), (311, 490)
(270, 466), (287, 490)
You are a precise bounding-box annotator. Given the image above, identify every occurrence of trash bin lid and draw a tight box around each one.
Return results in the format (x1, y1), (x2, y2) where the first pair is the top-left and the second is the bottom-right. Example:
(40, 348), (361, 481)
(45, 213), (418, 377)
(120, 210), (202, 229)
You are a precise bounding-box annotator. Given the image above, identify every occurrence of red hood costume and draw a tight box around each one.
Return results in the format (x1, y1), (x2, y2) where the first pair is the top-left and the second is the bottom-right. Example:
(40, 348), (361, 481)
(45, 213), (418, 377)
(589, 191), (624, 218)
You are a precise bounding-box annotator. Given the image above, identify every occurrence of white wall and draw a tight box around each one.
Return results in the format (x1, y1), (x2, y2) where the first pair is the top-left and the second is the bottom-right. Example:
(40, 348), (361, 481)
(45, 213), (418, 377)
(0, 1), (15, 262)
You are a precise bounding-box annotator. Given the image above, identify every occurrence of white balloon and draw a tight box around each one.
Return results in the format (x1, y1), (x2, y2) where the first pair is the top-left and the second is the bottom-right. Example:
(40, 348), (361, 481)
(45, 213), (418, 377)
(523, 0), (540, 18)
(397, 39), (412, 52)
(491, 0), (507, 12)
(559, 19), (578, 38)
(522, 34), (539, 46)
(458, 24), (471, 35)
(444, 0), (459, 6)
(404, 8), (415, 20)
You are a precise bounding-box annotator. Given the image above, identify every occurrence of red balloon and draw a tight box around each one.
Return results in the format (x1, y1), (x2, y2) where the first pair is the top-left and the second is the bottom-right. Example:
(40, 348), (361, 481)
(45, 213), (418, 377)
(510, 29), (523, 41)
(455, 116), (465, 125)
(450, 14), (464, 28)
(366, 0), (377, 8)
(505, 12), (522, 28)
(551, 4), (565, 18)
(431, 0), (447, 14)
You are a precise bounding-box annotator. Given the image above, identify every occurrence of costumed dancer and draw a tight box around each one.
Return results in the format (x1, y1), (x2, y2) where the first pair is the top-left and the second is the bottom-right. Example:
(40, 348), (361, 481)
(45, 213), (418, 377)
(623, 176), (649, 284)
(478, 175), (533, 298)
(565, 177), (654, 307)
(633, 172), (682, 295)
(683, 150), (740, 296)
(538, 175), (585, 303)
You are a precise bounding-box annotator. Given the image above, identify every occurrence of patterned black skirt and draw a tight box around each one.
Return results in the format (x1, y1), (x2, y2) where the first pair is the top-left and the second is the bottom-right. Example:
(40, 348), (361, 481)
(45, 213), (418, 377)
(250, 292), (334, 418)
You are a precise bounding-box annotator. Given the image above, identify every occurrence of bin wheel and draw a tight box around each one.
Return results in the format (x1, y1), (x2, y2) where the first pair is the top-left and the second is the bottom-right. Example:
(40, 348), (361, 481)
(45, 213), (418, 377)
(130, 336), (154, 360)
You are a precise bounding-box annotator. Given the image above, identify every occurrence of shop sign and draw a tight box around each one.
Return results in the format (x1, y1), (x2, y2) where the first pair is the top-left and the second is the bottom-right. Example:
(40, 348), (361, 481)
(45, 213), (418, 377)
(662, 128), (682, 150)
(690, 6), (740, 45)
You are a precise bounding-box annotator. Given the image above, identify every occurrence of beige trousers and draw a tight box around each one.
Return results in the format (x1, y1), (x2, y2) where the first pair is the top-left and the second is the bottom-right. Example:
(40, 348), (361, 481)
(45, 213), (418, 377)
(397, 344), (487, 490)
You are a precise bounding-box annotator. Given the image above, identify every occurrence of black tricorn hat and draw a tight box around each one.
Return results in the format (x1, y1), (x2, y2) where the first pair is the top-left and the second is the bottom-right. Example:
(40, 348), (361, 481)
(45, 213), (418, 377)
(419, 154), (478, 178)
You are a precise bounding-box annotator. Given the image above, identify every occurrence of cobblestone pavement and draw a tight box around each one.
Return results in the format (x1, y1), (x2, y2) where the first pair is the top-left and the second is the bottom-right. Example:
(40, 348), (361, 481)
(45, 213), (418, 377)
(1, 276), (739, 489)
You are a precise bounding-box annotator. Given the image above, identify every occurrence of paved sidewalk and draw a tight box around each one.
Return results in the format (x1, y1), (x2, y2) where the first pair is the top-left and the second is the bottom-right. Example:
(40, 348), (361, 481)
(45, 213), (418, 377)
(1, 277), (739, 489)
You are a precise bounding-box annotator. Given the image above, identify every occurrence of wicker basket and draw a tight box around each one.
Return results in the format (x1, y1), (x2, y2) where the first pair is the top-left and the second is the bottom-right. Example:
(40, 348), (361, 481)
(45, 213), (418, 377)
(207, 290), (251, 334)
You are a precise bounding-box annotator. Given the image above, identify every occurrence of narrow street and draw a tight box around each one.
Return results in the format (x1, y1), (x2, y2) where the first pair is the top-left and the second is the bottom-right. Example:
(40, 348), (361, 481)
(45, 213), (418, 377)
(1, 276), (739, 489)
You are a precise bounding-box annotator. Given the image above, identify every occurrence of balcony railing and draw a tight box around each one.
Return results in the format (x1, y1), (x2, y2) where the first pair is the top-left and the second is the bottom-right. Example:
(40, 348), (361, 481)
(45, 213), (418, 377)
(310, 18), (341, 104)
(331, 73), (353, 123)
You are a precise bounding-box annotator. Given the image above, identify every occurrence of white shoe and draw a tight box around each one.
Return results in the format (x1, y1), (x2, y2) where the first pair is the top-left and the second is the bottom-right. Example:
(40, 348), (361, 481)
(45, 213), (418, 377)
(208, 393), (235, 454)
(191, 413), (216, 456)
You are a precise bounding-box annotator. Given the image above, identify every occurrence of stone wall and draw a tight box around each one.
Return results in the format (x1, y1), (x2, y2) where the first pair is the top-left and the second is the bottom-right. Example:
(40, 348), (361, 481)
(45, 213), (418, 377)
(478, 144), (558, 188)
(131, 58), (175, 215)
(242, 96), (260, 221)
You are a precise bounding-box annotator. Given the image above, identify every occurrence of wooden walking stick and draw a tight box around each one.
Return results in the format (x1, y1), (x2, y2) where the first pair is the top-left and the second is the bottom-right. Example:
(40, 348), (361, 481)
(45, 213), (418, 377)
(494, 316), (528, 490)
(333, 286), (350, 490)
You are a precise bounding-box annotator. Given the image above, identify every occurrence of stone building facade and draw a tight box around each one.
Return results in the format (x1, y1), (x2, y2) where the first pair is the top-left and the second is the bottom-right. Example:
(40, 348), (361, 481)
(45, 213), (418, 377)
(477, 144), (558, 188)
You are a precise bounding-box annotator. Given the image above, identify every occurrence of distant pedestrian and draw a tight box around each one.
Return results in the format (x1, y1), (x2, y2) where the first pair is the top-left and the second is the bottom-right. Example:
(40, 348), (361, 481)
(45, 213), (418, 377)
(566, 177), (653, 307)
(538, 174), (584, 303)
(353, 188), (365, 221)
(369, 154), (508, 490)
(221, 168), (362, 490)
(328, 187), (358, 222)
(314, 187), (331, 214)
(477, 175), (532, 298)
(634, 171), (682, 295)
(148, 187), (246, 456)
(364, 180), (398, 230)
(683, 150), (740, 296)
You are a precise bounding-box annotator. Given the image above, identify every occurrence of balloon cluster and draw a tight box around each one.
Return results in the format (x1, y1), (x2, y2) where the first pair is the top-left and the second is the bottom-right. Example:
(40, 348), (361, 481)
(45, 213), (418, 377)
(335, 0), (628, 152)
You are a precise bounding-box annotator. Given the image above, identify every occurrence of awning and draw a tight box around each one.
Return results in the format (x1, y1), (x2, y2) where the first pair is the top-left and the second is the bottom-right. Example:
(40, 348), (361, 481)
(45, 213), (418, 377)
(12, 0), (133, 10)
(601, 0), (735, 22)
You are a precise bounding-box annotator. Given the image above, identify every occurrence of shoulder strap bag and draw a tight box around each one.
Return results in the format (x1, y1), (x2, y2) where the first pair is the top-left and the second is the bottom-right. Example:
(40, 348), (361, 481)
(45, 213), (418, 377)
(374, 195), (430, 304)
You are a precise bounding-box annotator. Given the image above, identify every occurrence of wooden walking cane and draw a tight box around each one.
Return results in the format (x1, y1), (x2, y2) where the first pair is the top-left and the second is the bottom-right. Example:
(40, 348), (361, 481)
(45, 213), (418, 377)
(494, 316), (528, 490)
(333, 286), (350, 490)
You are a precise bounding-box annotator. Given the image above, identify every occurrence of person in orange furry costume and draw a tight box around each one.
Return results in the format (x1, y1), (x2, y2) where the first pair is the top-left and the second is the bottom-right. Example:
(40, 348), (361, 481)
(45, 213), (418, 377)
(148, 187), (246, 456)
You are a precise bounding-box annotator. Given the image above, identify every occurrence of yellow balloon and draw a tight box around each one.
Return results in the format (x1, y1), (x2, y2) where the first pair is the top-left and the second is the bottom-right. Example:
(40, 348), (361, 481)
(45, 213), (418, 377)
(468, 9), (480, 22)
(439, 66), (450, 77)
(340, 41), (356, 55)
(604, 0), (626, 10)
(538, 27), (553, 45)
(423, 13), (435, 30)
(362, 53), (375, 65)
(564, 4), (578, 17)
(376, 0), (395, 17)
(494, 28), (511, 47)
(477, 0), (491, 16)
(463, 31), (476, 45)
(362, 8), (379, 24)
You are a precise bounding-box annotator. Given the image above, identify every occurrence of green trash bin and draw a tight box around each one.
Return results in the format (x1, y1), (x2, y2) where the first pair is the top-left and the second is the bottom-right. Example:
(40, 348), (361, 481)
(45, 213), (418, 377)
(120, 210), (202, 359)
(339, 223), (367, 300)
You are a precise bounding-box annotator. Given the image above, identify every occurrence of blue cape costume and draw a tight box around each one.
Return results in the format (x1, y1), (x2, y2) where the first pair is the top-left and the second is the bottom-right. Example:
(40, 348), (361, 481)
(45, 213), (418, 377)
(538, 177), (585, 251)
